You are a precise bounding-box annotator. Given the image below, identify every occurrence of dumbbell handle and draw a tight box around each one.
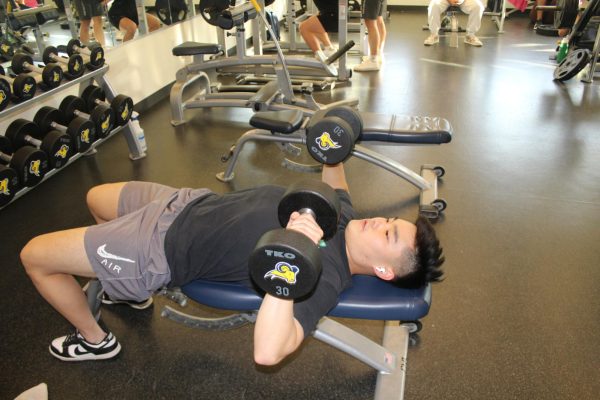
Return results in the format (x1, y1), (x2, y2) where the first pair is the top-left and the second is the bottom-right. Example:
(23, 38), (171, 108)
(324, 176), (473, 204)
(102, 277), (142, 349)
(48, 53), (69, 66)
(0, 151), (12, 163)
(49, 121), (67, 132)
(23, 134), (42, 148)
(291, 208), (326, 247)
(73, 109), (91, 120)
(21, 61), (45, 75)
(536, 5), (562, 10)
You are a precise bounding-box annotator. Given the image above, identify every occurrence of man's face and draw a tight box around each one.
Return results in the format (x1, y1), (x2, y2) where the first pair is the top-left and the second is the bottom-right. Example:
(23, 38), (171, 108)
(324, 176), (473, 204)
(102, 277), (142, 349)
(345, 218), (417, 276)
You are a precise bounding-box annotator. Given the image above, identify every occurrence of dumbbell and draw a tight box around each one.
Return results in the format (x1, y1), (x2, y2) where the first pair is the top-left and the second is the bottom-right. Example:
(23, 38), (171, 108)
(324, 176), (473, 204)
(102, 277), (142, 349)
(305, 106), (363, 165)
(42, 46), (85, 79)
(81, 85), (133, 126)
(66, 39), (105, 68)
(34, 106), (96, 153)
(0, 135), (49, 188)
(249, 180), (341, 299)
(59, 95), (115, 139)
(0, 163), (20, 207)
(5, 119), (74, 169)
(11, 53), (63, 89)
(0, 65), (36, 103)
(0, 70), (11, 111)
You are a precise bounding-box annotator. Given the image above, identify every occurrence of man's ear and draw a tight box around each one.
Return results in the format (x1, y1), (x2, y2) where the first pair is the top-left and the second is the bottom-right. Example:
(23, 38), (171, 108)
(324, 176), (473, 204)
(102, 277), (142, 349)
(373, 266), (394, 281)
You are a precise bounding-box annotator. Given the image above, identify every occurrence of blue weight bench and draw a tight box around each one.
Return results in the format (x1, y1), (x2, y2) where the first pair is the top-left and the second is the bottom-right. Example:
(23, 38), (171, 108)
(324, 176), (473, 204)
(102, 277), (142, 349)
(159, 275), (432, 400)
(217, 109), (452, 219)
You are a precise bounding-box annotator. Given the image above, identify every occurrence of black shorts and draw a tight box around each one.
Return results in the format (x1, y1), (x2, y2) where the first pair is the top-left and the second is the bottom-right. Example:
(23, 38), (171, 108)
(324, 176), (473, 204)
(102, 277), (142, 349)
(361, 0), (384, 20)
(73, 0), (105, 19)
(108, 0), (138, 28)
(314, 0), (339, 33)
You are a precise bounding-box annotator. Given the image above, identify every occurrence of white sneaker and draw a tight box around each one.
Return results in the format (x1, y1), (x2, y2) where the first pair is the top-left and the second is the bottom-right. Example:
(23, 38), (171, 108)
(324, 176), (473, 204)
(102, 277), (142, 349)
(315, 50), (328, 64)
(323, 46), (338, 58)
(465, 35), (483, 47)
(354, 56), (380, 72)
(424, 34), (439, 46)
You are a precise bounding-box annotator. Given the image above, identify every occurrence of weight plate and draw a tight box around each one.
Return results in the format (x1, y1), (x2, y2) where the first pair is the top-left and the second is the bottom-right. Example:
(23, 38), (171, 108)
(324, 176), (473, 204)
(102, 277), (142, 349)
(90, 105), (115, 138)
(10, 147), (48, 187)
(306, 116), (355, 165)
(41, 64), (63, 88)
(81, 85), (105, 112)
(42, 131), (73, 169)
(0, 165), (19, 207)
(324, 106), (363, 141)
(112, 95), (134, 125)
(68, 117), (96, 152)
(555, 0), (579, 29)
(0, 78), (11, 111)
(553, 49), (590, 81)
(12, 75), (36, 101)
(59, 95), (86, 121)
(278, 180), (341, 240)
(249, 229), (322, 299)
(67, 54), (84, 77)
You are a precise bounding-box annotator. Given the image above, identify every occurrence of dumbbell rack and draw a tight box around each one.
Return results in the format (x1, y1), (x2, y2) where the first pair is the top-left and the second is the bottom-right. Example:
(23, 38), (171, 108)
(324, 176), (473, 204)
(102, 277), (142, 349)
(0, 64), (147, 210)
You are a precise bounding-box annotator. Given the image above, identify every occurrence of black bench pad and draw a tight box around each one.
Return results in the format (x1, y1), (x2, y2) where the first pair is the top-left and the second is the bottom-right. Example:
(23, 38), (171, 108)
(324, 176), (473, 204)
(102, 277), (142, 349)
(359, 113), (453, 144)
(172, 42), (222, 56)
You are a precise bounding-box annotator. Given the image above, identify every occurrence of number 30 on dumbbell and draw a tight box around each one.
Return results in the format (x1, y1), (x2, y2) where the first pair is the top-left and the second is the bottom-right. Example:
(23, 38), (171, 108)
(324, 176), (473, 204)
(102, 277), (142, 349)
(249, 181), (341, 299)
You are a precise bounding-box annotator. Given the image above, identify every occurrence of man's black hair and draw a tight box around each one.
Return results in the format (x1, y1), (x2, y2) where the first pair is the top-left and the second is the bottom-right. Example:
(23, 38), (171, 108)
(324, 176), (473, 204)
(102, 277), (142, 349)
(392, 216), (445, 289)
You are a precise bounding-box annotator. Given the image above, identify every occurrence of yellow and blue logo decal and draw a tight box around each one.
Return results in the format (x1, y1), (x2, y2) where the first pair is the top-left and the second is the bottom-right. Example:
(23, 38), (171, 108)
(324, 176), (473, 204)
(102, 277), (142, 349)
(121, 103), (130, 122)
(55, 144), (69, 159)
(316, 132), (341, 151)
(264, 262), (300, 285)
(81, 128), (91, 143)
(0, 177), (10, 196)
(29, 159), (41, 176)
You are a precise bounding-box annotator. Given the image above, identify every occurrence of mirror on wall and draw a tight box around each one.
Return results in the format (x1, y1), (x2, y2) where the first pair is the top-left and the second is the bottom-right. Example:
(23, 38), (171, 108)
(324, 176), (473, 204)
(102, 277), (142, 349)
(0, 0), (196, 59)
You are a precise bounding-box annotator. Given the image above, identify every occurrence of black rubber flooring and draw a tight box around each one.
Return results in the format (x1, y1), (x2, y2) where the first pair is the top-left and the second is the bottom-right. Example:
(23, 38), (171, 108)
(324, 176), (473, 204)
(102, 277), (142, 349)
(1, 8), (599, 400)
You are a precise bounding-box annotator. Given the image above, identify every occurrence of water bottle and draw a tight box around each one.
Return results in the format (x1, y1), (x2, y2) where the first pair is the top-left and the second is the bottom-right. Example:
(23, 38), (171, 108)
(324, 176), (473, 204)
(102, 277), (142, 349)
(130, 111), (147, 153)
(556, 37), (569, 63)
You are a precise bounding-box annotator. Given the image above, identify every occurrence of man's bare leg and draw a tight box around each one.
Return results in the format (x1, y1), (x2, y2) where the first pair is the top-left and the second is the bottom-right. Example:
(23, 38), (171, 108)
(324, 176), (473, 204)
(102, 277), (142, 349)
(21, 228), (106, 343)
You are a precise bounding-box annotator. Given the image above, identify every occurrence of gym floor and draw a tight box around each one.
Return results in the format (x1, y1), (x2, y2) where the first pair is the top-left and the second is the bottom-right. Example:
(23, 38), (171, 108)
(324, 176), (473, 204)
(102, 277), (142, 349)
(1, 8), (599, 400)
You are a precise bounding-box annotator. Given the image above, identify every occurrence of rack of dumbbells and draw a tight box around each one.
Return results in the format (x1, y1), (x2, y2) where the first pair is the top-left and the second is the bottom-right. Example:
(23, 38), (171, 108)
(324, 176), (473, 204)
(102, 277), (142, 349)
(0, 39), (147, 210)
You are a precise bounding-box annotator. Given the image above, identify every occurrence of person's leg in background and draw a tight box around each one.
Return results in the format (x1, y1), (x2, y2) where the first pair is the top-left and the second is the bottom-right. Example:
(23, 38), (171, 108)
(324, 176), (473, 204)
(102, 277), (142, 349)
(355, 0), (386, 72)
(91, 15), (106, 47)
(461, 0), (485, 47)
(146, 12), (162, 32)
(534, 0), (547, 29)
(377, 15), (386, 56)
(299, 15), (335, 63)
(425, 0), (449, 46)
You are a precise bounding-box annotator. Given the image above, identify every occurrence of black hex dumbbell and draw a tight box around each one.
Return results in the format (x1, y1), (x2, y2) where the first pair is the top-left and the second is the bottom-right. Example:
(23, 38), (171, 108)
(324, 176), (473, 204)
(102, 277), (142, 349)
(0, 162), (20, 207)
(249, 180), (341, 299)
(0, 65), (36, 104)
(59, 95), (115, 140)
(66, 39), (105, 69)
(42, 46), (85, 79)
(11, 53), (63, 89)
(0, 135), (48, 188)
(305, 106), (362, 165)
(81, 85), (133, 126)
(6, 119), (74, 170)
(34, 106), (96, 153)
(0, 70), (11, 111)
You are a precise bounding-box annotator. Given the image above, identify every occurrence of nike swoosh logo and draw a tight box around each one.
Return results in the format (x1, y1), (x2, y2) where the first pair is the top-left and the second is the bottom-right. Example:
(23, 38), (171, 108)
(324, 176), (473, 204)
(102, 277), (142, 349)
(97, 244), (135, 263)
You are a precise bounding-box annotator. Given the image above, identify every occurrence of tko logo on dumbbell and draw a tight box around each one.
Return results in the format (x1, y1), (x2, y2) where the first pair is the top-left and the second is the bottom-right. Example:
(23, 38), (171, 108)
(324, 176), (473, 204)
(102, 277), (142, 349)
(262, 249), (297, 259)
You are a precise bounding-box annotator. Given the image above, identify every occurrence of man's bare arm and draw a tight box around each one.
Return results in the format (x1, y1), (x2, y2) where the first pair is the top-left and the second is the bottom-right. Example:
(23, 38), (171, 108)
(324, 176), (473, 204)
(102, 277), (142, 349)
(321, 163), (349, 192)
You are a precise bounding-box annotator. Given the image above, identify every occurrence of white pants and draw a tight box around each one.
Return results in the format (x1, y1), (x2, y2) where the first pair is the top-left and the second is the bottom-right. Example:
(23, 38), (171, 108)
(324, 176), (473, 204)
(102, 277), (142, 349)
(428, 0), (485, 36)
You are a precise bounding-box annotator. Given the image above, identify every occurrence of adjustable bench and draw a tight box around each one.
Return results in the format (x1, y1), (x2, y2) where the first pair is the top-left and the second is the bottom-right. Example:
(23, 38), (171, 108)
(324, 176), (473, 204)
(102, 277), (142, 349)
(217, 110), (452, 219)
(169, 42), (357, 126)
(160, 275), (432, 400)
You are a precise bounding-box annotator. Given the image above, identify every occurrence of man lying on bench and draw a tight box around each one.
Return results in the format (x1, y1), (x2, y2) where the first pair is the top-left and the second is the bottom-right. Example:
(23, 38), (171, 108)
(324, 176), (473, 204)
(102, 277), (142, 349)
(19, 163), (444, 363)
